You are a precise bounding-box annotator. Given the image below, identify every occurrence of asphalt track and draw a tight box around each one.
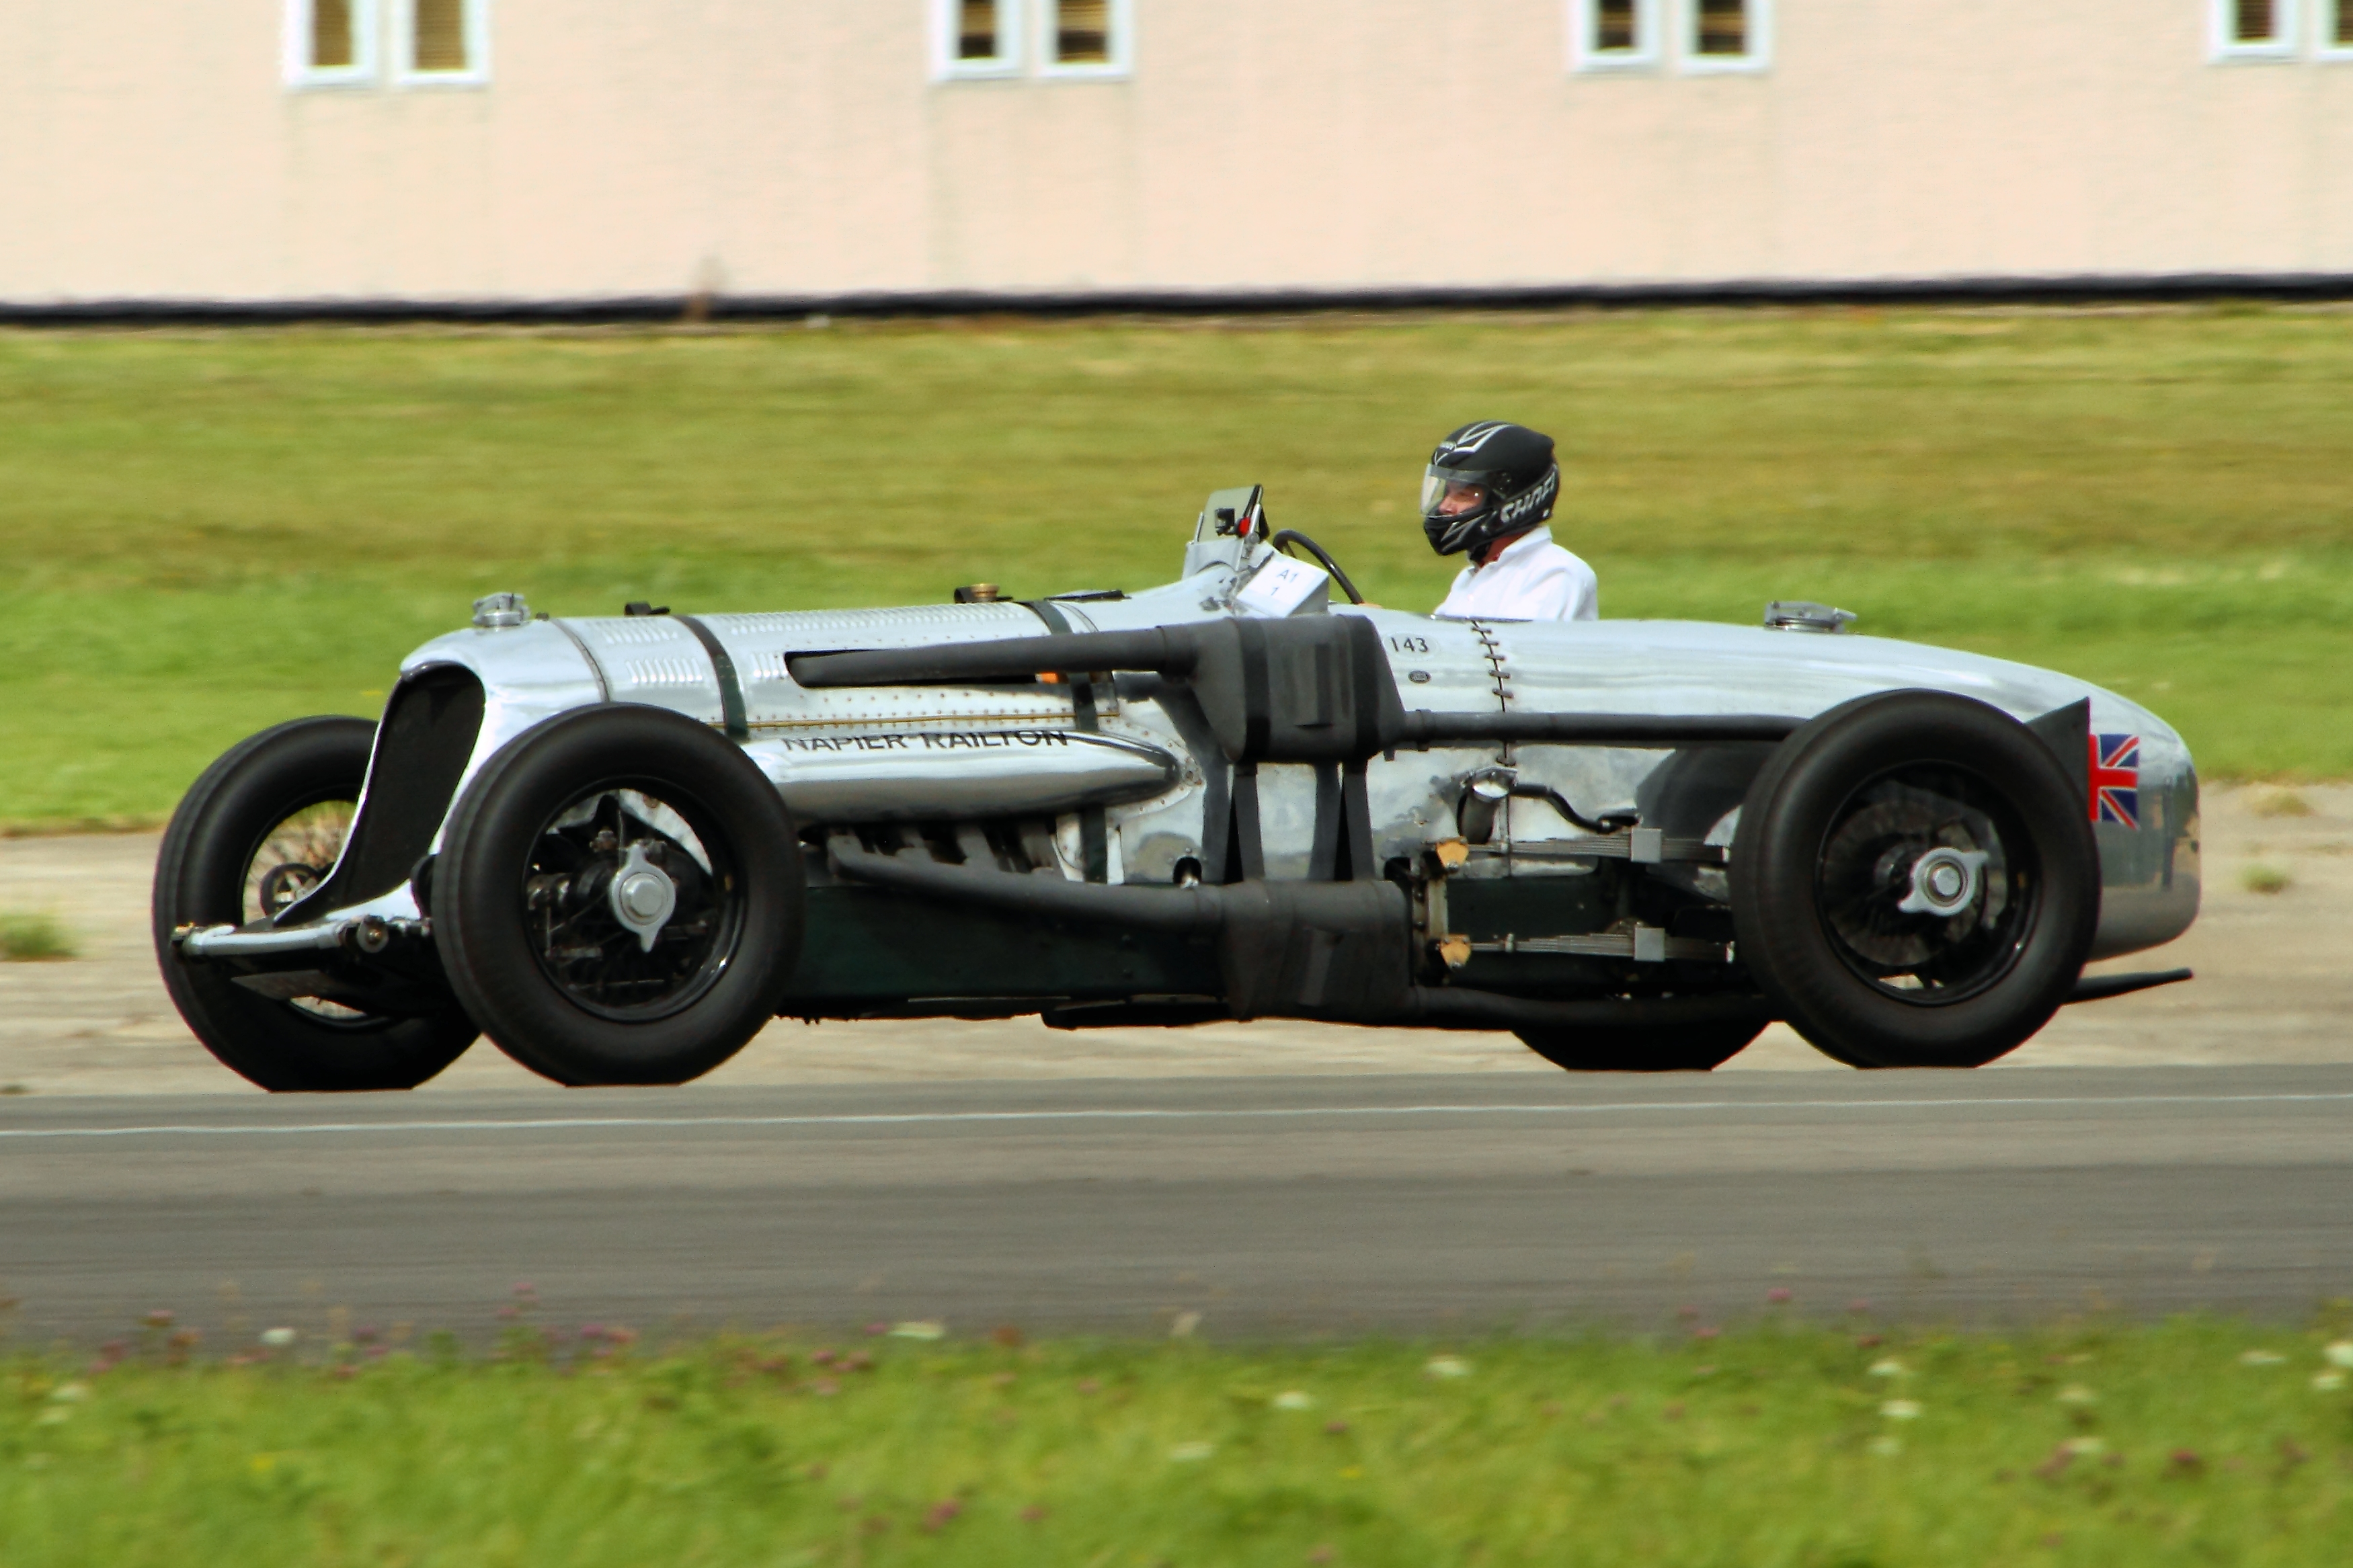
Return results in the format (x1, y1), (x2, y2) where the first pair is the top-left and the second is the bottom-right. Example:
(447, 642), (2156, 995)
(4, 1067), (2351, 1344)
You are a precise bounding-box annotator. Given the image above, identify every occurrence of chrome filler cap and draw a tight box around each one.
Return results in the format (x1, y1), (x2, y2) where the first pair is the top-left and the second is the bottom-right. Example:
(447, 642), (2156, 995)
(1763, 601), (1858, 634)
(473, 592), (532, 629)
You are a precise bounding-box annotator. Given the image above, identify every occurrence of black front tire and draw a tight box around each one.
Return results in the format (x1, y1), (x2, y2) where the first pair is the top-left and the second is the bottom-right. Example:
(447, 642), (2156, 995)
(1515, 1022), (1764, 1073)
(432, 705), (805, 1087)
(152, 717), (479, 1092)
(1730, 691), (2098, 1069)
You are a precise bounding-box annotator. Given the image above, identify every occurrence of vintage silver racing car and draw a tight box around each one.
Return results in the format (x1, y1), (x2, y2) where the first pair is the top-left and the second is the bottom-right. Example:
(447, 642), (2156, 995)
(156, 489), (2198, 1090)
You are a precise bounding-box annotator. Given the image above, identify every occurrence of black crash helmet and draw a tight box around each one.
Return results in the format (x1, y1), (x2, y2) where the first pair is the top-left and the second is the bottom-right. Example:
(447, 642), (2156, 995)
(1421, 421), (1561, 557)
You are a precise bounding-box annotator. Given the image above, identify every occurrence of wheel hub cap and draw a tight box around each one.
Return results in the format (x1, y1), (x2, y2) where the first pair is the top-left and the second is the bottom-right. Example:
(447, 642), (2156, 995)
(608, 841), (678, 952)
(1895, 846), (1989, 918)
(1813, 767), (2030, 1004)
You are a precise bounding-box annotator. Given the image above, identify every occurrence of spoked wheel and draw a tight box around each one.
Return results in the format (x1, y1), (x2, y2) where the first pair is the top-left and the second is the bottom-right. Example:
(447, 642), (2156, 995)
(249, 801), (350, 925)
(1514, 1022), (1764, 1073)
(153, 716), (479, 1091)
(1732, 691), (2098, 1069)
(433, 705), (805, 1086)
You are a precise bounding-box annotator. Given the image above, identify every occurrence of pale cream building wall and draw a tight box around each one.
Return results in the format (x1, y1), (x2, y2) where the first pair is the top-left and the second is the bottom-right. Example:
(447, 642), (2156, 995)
(2, 1), (2350, 305)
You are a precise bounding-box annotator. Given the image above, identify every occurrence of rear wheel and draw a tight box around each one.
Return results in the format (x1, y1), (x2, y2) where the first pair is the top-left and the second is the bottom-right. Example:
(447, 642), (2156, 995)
(1730, 691), (2098, 1069)
(1514, 1022), (1764, 1073)
(432, 705), (805, 1086)
(152, 717), (478, 1091)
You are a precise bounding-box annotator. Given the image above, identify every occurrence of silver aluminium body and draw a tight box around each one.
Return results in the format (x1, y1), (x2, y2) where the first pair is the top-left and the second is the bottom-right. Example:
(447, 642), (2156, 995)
(280, 515), (2200, 964)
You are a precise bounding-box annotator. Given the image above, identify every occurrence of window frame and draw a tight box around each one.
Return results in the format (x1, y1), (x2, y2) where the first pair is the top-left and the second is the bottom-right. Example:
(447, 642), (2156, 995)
(1680, 0), (1773, 75)
(2319, 0), (2353, 59)
(2210, 0), (2301, 60)
(1037, 0), (1135, 81)
(1568, 0), (1663, 73)
(283, 0), (381, 89)
(391, 0), (493, 89)
(934, 0), (1025, 81)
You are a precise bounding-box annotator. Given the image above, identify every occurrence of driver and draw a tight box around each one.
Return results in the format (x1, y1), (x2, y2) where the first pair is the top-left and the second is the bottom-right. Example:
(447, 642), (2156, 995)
(1424, 421), (1598, 622)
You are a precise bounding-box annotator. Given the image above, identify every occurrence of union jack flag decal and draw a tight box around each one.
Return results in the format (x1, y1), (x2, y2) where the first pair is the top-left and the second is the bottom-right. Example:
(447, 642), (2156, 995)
(2087, 733), (2141, 828)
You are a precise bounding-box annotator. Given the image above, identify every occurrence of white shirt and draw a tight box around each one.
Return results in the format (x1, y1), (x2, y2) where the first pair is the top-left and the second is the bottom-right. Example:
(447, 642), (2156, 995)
(1433, 526), (1599, 622)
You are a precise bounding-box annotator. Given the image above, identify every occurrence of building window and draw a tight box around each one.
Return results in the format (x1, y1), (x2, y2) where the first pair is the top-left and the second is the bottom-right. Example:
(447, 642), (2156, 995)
(938, 0), (1021, 78)
(316, 0), (358, 67)
(284, 0), (379, 87)
(1053, 0), (1111, 64)
(961, 0), (1004, 60)
(2212, 0), (2299, 57)
(932, 0), (1130, 84)
(1685, 0), (1771, 71)
(395, 0), (491, 85)
(1041, 0), (1132, 77)
(2235, 0), (2282, 42)
(1696, 0), (1747, 55)
(413, 0), (467, 71)
(2323, 0), (2353, 56)
(1570, 0), (1661, 70)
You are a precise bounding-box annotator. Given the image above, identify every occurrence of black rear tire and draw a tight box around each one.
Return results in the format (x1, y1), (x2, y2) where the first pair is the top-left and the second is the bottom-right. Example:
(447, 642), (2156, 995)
(152, 717), (479, 1092)
(1730, 690), (2098, 1069)
(432, 705), (805, 1086)
(1515, 1022), (1764, 1073)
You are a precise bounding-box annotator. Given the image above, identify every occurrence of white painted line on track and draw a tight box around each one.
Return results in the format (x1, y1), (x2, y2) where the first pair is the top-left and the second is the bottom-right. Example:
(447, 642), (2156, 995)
(1, 1091), (2350, 1141)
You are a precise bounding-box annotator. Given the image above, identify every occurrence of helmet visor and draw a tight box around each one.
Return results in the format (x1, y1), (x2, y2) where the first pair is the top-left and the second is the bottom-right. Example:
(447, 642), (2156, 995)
(1421, 467), (1490, 521)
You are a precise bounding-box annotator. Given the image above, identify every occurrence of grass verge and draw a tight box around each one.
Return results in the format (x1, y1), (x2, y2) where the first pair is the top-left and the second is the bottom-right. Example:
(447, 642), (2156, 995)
(5, 305), (2352, 825)
(0, 911), (77, 962)
(7, 1320), (2353, 1565)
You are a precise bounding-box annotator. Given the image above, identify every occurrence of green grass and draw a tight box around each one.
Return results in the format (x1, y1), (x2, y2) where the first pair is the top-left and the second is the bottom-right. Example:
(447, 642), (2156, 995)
(5, 305), (2352, 827)
(0, 911), (77, 962)
(2243, 865), (2295, 896)
(8, 1322), (2353, 1564)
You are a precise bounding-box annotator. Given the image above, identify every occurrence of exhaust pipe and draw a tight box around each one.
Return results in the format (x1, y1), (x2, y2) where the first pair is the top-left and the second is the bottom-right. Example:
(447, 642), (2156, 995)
(793, 619), (1802, 762)
(827, 838), (1772, 1030)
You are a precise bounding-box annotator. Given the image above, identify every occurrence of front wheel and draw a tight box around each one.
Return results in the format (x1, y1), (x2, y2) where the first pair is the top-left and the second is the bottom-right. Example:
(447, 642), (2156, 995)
(1514, 1022), (1763, 1073)
(1730, 691), (2099, 1069)
(153, 716), (478, 1091)
(432, 705), (805, 1086)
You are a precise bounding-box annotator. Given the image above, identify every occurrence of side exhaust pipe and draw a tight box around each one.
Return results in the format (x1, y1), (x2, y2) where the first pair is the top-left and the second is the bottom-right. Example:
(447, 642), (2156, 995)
(826, 838), (1773, 1030)
(793, 619), (1804, 765)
